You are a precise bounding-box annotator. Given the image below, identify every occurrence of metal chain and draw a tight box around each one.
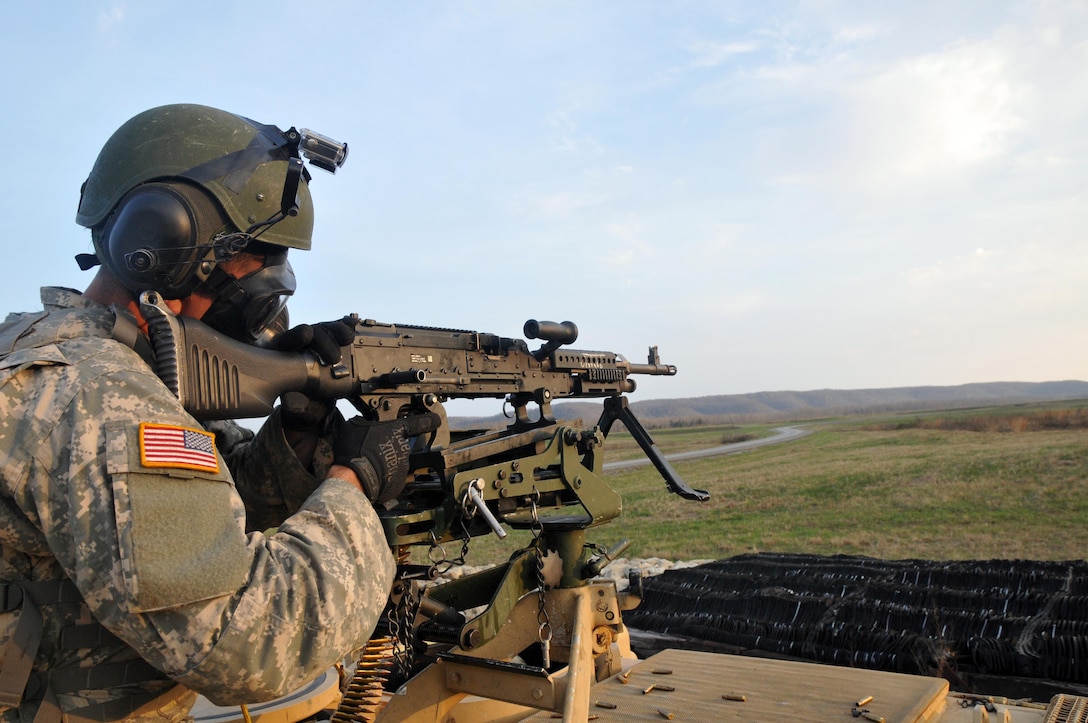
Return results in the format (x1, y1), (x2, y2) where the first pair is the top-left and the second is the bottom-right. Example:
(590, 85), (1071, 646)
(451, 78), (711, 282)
(391, 579), (419, 680)
(426, 527), (471, 577)
(425, 486), (481, 578)
(529, 489), (552, 668)
(386, 608), (399, 639)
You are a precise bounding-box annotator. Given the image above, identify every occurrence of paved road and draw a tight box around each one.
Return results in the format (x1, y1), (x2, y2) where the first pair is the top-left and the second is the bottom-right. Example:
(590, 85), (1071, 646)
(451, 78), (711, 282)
(602, 426), (811, 471)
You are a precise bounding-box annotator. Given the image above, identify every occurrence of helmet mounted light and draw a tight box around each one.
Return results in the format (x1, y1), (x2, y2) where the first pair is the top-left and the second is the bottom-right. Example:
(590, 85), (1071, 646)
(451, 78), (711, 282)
(297, 128), (349, 174)
(222, 125), (349, 247)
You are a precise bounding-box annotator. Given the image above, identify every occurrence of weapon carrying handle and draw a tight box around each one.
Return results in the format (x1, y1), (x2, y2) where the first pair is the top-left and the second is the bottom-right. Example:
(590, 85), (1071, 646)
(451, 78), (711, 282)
(524, 319), (578, 362)
(598, 396), (710, 502)
(524, 319), (578, 344)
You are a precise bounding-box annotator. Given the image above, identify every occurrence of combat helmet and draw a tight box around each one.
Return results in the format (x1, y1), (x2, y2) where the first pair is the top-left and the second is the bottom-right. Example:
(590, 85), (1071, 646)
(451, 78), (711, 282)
(75, 103), (347, 301)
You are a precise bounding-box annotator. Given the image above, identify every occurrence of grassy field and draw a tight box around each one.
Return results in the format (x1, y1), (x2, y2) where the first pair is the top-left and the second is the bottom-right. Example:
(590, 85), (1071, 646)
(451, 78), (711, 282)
(454, 402), (1088, 565)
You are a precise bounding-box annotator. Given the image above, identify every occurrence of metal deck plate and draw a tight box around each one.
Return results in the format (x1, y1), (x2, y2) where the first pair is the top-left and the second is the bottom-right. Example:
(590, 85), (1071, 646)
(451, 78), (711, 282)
(529, 648), (949, 722)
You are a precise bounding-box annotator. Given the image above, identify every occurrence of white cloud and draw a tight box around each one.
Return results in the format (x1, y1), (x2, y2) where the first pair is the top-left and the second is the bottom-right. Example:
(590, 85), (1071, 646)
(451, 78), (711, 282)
(902, 233), (1088, 314)
(1012, 151), (1075, 169)
(98, 3), (125, 33)
(691, 14), (1080, 200)
(714, 291), (770, 319)
(602, 220), (652, 271)
(548, 96), (606, 157)
(904, 247), (1002, 287)
(834, 25), (880, 44)
(530, 191), (598, 218)
(846, 40), (1025, 179)
(687, 40), (760, 69)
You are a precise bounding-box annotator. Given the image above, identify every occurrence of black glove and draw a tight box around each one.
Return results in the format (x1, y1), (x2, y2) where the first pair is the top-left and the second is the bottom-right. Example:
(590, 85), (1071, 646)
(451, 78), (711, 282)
(267, 317), (355, 432)
(279, 391), (337, 434)
(333, 414), (441, 504)
(267, 316), (356, 365)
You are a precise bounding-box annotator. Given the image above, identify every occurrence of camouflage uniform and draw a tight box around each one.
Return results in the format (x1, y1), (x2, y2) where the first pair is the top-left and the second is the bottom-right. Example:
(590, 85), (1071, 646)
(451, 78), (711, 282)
(0, 287), (394, 721)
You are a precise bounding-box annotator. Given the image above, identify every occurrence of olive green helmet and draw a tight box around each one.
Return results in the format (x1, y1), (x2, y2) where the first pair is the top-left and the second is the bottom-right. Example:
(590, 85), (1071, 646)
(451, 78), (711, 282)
(75, 104), (352, 302)
(77, 103), (315, 251)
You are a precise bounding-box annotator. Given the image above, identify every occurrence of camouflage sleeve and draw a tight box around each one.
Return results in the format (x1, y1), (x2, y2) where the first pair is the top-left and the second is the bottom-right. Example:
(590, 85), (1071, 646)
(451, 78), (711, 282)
(171, 478), (393, 702)
(16, 339), (394, 705)
(212, 411), (334, 532)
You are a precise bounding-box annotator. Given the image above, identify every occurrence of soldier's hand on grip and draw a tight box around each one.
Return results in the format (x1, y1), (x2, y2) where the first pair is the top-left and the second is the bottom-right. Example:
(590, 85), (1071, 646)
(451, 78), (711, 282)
(333, 413), (440, 504)
(269, 317), (355, 432)
(268, 316), (355, 365)
(279, 391), (338, 434)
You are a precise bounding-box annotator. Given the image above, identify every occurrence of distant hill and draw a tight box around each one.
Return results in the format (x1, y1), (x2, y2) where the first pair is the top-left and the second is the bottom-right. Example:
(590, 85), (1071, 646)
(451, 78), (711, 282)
(451, 380), (1088, 430)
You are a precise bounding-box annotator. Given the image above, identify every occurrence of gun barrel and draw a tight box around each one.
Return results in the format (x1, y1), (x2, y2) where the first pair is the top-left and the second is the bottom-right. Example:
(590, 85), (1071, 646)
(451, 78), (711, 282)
(625, 345), (676, 376)
(626, 362), (677, 376)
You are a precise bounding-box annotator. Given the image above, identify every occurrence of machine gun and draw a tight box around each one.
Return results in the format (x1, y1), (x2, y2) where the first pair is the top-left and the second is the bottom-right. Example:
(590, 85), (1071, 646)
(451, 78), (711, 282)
(140, 290), (707, 499)
(140, 291), (709, 720)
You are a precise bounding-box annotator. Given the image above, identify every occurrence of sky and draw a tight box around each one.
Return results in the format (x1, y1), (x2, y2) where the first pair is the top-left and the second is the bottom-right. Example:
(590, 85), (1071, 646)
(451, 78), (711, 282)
(1, 1), (1086, 408)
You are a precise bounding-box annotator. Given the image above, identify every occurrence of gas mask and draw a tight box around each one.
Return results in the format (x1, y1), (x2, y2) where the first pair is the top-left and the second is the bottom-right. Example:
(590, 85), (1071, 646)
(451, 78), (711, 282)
(200, 249), (296, 344)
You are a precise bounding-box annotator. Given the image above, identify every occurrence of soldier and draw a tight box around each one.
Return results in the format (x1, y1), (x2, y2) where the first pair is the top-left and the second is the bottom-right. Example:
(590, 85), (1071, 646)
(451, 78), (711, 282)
(0, 104), (434, 722)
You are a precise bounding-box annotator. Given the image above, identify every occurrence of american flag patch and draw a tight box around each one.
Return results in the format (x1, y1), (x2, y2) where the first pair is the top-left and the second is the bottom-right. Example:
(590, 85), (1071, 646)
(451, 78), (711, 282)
(139, 423), (220, 473)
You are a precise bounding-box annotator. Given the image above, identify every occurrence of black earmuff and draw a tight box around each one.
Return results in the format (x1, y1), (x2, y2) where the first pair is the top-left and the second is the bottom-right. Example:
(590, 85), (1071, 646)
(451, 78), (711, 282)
(101, 182), (227, 299)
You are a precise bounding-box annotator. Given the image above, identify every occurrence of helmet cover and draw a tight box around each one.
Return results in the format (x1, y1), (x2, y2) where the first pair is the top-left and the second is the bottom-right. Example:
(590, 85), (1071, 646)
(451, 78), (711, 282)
(77, 103), (314, 252)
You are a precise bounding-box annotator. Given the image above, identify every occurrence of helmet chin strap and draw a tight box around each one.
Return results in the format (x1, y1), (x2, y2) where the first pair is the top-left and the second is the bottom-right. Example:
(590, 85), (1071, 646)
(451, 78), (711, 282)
(202, 265), (249, 307)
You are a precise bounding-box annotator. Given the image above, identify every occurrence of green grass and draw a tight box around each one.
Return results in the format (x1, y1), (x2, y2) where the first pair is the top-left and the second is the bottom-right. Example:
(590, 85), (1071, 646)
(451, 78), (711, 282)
(433, 403), (1088, 567)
